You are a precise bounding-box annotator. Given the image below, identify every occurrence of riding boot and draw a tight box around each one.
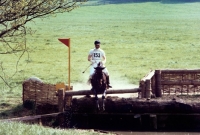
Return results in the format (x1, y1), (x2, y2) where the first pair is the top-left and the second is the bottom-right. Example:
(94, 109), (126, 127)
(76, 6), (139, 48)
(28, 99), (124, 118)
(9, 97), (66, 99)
(87, 78), (91, 85)
(106, 76), (112, 88)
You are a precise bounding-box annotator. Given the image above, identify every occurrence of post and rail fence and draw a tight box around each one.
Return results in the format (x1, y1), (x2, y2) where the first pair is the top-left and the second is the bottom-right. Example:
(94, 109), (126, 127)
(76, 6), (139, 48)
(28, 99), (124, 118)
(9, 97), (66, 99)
(22, 69), (200, 112)
(3, 69), (199, 125)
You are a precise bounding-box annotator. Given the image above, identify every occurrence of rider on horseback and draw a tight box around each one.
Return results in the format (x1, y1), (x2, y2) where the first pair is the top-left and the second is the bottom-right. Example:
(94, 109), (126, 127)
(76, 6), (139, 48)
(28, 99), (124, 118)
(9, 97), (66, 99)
(88, 40), (112, 88)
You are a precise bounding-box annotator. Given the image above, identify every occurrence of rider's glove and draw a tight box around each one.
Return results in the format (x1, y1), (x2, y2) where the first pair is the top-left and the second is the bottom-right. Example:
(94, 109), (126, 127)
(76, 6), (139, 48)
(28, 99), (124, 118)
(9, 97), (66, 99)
(102, 60), (106, 64)
(90, 60), (96, 64)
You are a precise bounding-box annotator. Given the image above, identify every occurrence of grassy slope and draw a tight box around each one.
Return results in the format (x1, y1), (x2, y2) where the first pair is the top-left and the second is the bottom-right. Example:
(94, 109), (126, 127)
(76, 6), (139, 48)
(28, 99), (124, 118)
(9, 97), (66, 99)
(0, 1), (200, 117)
(26, 2), (200, 83)
(0, 122), (109, 135)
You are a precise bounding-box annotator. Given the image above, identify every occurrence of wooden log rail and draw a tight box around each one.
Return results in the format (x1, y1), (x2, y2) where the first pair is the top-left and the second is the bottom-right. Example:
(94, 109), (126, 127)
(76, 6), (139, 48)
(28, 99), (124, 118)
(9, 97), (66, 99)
(161, 80), (200, 85)
(64, 88), (141, 96)
(0, 112), (63, 125)
(161, 69), (200, 73)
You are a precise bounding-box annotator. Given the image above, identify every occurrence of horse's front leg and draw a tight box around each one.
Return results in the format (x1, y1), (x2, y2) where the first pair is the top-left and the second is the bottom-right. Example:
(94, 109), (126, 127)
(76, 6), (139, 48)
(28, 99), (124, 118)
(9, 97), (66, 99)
(94, 89), (100, 111)
(102, 90), (107, 111)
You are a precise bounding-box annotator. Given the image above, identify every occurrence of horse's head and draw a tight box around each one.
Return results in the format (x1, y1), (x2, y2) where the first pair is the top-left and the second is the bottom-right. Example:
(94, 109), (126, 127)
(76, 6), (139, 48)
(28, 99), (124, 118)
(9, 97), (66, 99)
(94, 62), (105, 71)
(94, 62), (105, 77)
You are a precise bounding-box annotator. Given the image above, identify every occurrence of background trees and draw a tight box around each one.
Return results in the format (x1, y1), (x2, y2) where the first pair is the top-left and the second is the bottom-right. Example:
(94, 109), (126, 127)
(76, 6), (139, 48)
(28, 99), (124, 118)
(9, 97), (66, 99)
(0, 0), (86, 54)
(0, 0), (86, 86)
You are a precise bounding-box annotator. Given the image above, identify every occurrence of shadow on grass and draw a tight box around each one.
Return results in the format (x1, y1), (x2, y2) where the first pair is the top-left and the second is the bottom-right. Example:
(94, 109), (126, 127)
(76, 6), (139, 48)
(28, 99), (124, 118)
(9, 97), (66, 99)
(0, 103), (35, 119)
(0, 103), (60, 128)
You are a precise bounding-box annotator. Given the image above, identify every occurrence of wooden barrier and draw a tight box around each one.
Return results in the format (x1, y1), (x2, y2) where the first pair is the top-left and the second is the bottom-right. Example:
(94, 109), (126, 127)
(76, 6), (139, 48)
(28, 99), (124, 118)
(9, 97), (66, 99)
(56, 88), (141, 112)
(139, 69), (200, 98)
(0, 112), (63, 125)
(22, 81), (58, 106)
(155, 70), (162, 97)
(22, 69), (200, 108)
(140, 70), (155, 98)
(58, 89), (65, 112)
(64, 88), (141, 96)
(58, 88), (70, 127)
(160, 69), (200, 95)
(161, 69), (200, 73)
(22, 80), (72, 106)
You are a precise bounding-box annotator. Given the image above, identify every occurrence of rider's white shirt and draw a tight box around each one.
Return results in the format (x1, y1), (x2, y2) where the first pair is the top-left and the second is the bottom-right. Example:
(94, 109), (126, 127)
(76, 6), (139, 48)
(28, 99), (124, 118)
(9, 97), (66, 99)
(89, 48), (105, 67)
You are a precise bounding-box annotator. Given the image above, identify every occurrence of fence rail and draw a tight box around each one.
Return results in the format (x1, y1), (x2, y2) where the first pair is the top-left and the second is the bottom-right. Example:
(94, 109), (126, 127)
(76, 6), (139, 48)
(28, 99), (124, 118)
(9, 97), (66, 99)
(140, 69), (200, 98)
(0, 112), (63, 126)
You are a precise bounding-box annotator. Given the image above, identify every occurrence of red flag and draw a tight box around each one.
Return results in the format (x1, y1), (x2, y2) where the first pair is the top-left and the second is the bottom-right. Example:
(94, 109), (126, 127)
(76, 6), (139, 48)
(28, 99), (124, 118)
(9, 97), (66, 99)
(58, 38), (70, 47)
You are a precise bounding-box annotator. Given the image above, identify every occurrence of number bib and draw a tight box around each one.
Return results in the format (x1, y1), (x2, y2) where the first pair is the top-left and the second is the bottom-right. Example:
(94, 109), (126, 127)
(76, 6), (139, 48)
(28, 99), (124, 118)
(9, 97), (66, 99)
(89, 48), (105, 61)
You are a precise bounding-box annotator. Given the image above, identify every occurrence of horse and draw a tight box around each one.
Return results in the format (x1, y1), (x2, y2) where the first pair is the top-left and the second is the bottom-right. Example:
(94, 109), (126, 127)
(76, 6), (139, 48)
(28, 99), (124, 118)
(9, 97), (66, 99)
(91, 62), (108, 111)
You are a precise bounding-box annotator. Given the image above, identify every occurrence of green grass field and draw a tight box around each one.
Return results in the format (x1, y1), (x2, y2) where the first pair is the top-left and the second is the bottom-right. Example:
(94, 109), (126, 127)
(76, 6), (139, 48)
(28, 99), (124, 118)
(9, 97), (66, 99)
(0, 1), (200, 132)
(0, 121), (110, 135)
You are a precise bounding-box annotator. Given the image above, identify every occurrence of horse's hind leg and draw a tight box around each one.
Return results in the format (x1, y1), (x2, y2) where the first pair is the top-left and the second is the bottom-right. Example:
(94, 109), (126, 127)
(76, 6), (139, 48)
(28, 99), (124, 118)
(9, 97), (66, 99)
(102, 90), (106, 111)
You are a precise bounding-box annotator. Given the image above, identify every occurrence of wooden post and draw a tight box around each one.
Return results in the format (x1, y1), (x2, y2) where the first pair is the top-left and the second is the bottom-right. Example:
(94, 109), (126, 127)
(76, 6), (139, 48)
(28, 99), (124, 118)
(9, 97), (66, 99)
(138, 82), (142, 98)
(134, 114), (142, 128)
(151, 76), (156, 96)
(150, 114), (157, 130)
(64, 86), (72, 128)
(155, 70), (162, 97)
(140, 70), (155, 98)
(140, 81), (146, 98)
(64, 86), (73, 109)
(58, 88), (65, 127)
(146, 79), (151, 99)
(38, 118), (42, 126)
(58, 89), (65, 112)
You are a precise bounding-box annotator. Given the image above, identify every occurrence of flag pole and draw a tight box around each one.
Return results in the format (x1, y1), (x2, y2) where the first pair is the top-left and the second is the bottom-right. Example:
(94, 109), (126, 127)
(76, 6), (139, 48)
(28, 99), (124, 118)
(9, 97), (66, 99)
(68, 39), (70, 90)
(58, 38), (71, 90)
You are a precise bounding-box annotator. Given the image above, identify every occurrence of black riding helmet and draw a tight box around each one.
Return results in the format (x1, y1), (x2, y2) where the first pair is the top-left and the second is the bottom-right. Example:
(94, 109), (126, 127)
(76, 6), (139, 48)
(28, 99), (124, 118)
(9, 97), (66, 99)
(94, 40), (100, 45)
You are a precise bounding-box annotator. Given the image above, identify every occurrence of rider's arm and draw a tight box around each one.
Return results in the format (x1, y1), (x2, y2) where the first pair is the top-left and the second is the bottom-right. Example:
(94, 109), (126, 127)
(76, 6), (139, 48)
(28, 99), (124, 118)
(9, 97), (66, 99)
(88, 54), (92, 62)
(88, 55), (96, 64)
(101, 49), (106, 65)
(102, 56), (106, 64)
(88, 49), (94, 62)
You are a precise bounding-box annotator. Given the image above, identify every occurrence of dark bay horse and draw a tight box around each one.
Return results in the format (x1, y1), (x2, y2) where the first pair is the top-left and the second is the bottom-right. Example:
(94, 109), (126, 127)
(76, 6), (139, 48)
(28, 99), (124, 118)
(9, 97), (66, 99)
(91, 62), (108, 111)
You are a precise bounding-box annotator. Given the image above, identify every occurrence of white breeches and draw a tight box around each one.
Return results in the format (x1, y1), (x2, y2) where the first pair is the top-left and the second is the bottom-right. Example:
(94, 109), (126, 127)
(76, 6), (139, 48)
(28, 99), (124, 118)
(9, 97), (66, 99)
(89, 66), (109, 77)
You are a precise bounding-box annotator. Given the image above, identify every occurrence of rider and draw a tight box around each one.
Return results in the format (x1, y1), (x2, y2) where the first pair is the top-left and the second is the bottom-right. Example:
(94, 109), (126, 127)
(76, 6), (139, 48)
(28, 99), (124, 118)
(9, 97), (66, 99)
(88, 40), (112, 88)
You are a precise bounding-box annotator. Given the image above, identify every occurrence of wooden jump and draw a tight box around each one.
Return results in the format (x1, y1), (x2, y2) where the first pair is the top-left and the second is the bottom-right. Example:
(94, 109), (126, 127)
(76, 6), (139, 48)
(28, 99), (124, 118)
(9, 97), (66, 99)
(161, 80), (200, 85)
(64, 88), (141, 96)
(161, 69), (200, 73)
(57, 88), (141, 113)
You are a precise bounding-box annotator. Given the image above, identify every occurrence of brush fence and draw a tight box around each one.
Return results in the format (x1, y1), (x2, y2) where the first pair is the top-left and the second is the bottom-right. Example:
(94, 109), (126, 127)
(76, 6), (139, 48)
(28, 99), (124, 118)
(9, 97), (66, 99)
(140, 69), (200, 98)
(22, 80), (68, 106)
